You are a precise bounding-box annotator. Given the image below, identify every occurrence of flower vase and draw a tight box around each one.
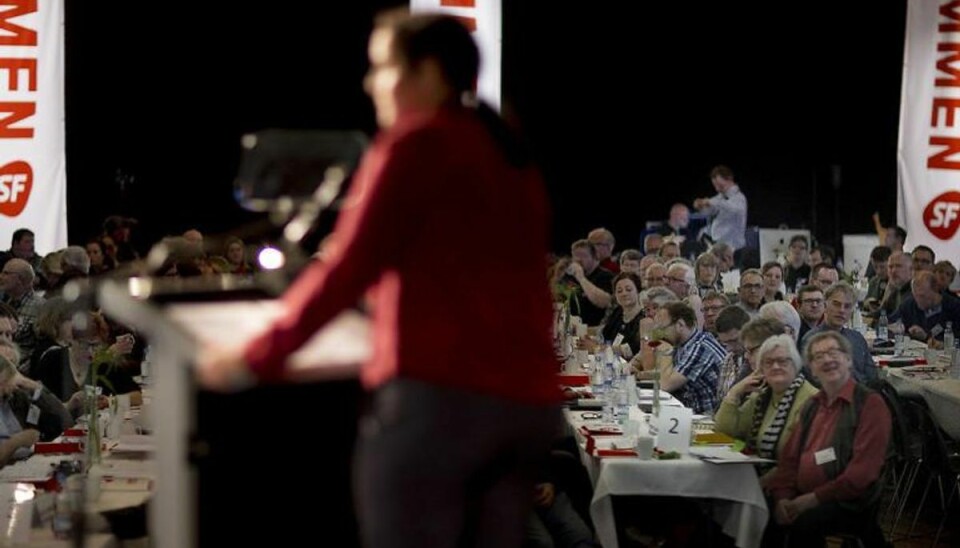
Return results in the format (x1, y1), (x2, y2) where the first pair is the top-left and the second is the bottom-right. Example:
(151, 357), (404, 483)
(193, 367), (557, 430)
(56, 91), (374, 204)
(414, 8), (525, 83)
(84, 385), (101, 467)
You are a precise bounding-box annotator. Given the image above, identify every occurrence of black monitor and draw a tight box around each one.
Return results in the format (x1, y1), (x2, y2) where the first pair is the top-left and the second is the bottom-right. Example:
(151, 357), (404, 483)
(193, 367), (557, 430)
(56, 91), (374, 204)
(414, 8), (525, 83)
(233, 129), (368, 211)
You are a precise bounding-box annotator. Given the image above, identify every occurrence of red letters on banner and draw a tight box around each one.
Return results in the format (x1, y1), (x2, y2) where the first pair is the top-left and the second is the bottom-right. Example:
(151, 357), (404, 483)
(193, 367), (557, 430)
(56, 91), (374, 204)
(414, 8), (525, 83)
(438, 0), (477, 32)
(0, 0), (38, 217)
(929, 2), (960, 170)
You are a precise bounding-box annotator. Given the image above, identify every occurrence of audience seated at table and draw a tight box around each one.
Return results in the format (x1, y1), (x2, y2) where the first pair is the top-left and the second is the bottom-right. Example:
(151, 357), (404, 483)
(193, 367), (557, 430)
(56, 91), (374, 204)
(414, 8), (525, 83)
(0, 340), (73, 441)
(801, 282), (877, 383)
(713, 305), (752, 403)
(714, 334), (818, 486)
(0, 351), (41, 465)
(32, 311), (141, 417)
(896, 270), (960, 349)
(578, 273), (644, 359)
(649, 302), (725, 414)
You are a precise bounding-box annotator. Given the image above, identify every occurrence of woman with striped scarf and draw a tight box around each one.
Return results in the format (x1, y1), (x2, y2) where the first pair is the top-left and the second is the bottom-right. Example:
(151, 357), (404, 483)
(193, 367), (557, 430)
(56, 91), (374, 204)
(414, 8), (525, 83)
(714, 334), (819, 486)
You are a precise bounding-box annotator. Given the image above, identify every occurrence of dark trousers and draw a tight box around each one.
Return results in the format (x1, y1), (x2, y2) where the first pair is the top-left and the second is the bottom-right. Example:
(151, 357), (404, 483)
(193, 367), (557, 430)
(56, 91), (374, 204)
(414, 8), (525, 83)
(355, 379), (560, 548)
(763, 501), (885, 548)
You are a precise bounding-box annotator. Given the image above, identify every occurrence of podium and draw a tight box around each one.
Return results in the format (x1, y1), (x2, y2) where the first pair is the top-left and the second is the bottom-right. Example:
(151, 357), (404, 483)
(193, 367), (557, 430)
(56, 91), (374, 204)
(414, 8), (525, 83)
(98, 277), (369, 547)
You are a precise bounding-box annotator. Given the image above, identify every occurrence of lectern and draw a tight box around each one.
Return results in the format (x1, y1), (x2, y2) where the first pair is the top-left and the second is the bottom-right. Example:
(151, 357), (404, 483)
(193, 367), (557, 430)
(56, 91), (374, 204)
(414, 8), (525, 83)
(96, 128), (371, 546)
(99, 278), (369, 547)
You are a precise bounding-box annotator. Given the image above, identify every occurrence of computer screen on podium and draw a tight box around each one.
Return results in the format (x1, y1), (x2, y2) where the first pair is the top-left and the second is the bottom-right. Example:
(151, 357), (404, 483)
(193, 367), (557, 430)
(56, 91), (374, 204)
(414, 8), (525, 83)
(757, 228), (810, 266)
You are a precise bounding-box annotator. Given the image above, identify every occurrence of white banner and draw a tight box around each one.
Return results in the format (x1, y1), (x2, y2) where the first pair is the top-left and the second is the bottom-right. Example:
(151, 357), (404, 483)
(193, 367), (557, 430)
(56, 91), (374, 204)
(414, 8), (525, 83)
(0, 0), (66, 255)
(410, 0), (501, 111)
(899, 0), (960, 259)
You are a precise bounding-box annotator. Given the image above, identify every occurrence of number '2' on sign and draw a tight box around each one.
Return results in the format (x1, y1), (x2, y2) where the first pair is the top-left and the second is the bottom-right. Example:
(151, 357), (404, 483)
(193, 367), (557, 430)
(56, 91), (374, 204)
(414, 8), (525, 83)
(655, 406), (692, 453)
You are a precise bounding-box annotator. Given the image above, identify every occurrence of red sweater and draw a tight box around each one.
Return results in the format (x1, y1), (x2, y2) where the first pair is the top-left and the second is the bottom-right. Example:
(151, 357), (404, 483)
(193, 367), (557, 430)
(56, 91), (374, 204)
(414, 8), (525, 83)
(244, 107), (559, 404)
(767, 379), (891, 503)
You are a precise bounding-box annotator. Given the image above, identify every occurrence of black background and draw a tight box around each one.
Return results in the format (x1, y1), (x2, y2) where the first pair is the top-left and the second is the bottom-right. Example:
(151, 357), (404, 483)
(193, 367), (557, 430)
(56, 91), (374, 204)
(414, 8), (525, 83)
(61, 1), (908, 256)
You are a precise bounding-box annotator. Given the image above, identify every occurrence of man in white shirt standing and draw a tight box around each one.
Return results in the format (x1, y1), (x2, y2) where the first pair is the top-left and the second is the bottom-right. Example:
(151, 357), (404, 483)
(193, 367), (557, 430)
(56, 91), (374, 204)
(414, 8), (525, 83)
(694, 165), (748, 254)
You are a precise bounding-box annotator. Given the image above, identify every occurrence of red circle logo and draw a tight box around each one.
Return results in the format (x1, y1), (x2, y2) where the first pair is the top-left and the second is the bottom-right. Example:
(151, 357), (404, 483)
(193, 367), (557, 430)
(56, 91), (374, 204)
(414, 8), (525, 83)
(0, 161), (32, 217)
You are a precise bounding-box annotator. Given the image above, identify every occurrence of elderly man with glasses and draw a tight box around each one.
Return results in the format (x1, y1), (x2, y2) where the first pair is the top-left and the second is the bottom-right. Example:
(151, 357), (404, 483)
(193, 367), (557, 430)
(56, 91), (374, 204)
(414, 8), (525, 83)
(765, 331), (891, 547)
(0, 259), (43, 369)
(587, 227), (618, 274)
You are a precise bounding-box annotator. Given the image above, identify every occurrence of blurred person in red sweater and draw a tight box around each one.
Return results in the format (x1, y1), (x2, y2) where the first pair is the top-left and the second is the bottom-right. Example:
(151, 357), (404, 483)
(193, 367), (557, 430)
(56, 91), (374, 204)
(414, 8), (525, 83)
(198, 10), (559, 548)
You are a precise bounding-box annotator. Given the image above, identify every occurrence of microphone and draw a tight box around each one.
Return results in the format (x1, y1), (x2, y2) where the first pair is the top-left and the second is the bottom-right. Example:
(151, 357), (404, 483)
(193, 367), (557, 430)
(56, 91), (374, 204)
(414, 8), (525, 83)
(283, 165), (347, 244)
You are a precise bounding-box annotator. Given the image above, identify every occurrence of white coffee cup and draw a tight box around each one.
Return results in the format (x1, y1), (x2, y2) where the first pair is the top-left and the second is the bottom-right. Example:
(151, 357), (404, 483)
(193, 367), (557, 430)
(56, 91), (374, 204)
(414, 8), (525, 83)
(635, 433), (655, 460)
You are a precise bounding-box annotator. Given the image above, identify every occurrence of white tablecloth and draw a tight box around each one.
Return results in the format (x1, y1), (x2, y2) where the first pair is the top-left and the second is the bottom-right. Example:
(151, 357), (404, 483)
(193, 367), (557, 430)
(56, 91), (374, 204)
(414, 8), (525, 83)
(886, 368), (960, 440)
(590, 458), (768, 548)
(565, 409), (768, 548)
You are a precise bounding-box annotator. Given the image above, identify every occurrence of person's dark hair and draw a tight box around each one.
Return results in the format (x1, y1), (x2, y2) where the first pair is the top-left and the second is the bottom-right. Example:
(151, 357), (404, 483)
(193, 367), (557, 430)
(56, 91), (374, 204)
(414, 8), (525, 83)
(377, 10), (531, 167)
(796, 284), (823, 301)
(11, 229), (32, 246)
(658, 241), (680, 256)
(788, 234), (808, 248)
(869, 245), (892, 262)
(715, 305), (750, 333)
(761, 261), (783, 276)
(739, 317), (786, 346)
(701, 290), (729, 304)
(612, 272), (642, 293)
(811, 262), (837, 281)
(662, 301), (697, 328)
(891, 225), (908, 243)
(912, 245), (936, 262)
(571, 239), (597, 259)
(812, 244), (836, 265)
(709, 165), (734, 180)
(619, 249), (642, 263)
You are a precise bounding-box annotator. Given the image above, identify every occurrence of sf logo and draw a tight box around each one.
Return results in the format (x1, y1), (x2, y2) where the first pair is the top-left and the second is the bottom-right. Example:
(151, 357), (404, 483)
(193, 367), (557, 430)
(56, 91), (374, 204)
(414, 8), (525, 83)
(924, 191), (960, 240)
(0, 161), (32, 217)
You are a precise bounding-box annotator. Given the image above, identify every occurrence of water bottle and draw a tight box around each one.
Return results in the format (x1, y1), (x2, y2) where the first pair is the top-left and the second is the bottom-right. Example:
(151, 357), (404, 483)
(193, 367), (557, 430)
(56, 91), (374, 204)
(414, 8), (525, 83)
(944, 322), (955, 355)
(141, 344), (152, 382)
(852, 307), (864, 333)
(591, 353), (605, 397)
(613, 386), (630, 423)
(602, 342), (615, 394)
(950, 340), (960, 379)
(51, 490), (75, 540)
(651, 377), (661, 418)
(878, 310), (889, 341)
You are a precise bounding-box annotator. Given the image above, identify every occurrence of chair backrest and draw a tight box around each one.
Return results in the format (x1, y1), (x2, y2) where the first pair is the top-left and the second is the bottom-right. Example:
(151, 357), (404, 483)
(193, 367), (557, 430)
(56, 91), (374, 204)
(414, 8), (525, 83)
(907, 400), (960, 475)
(868, 379), (923, 461)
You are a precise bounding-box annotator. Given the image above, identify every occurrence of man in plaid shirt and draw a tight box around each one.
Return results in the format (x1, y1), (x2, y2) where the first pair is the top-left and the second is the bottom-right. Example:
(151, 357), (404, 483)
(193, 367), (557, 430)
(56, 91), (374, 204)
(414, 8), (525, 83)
(653, 301), (726, 413)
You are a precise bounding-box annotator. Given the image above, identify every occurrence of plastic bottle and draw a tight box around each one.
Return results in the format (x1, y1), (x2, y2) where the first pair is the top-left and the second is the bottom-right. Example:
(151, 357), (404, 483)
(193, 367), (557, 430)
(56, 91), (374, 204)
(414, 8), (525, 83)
(878, 310), (889, 341)
(591, 353), (604, 397)
(141, 345), (152, 382)
(602, 342), (615, 393)
(51, 491), (74, 540)
(852, 306), (864, 333)
(944, 322), (955, 355)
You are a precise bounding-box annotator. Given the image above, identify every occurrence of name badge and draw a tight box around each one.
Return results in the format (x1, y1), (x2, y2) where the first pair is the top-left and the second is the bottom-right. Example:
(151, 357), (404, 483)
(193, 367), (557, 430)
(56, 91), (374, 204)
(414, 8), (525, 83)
(26, 404), (40, 425)
(814, 447), (837, 465)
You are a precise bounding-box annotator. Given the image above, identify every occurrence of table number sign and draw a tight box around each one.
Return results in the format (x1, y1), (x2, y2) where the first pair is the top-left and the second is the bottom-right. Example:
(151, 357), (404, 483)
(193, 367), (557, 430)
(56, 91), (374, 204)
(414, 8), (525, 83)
(655, 406), (692, 453)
